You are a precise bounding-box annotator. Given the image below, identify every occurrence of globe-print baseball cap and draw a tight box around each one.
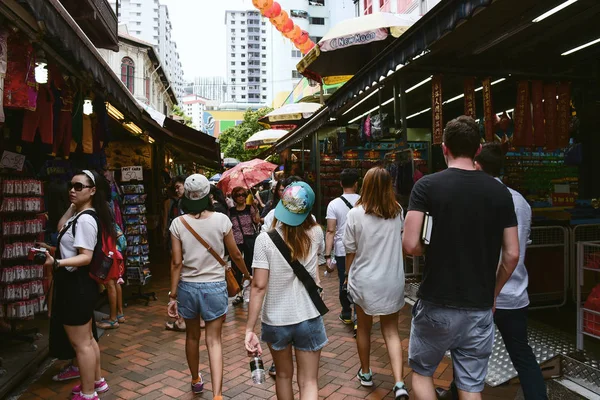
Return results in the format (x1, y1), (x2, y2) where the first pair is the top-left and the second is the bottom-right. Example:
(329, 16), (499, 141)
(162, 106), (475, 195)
(274, 182), (315, 227)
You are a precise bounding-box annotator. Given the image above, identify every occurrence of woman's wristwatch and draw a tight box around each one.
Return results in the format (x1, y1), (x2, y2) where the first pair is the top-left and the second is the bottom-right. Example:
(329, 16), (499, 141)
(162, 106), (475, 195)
(168, 291), (177, 300)
(53, 258), (60, 269)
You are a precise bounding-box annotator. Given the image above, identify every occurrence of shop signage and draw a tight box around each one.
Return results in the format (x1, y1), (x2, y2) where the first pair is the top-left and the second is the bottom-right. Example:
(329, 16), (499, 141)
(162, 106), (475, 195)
(544, 83), (558, 150)
(513, 81), (529, 147)
(557, 82), (571, 149)
(432, 75), (443, 145)
(463, 77), (476, 119)
(532, 81), (545, 147)
(343, 150), (359, 159)
(482, 77), (494, 143)
(0, 151), (25, 171)
(121, 166), (143, 182)
(320, 29), (387, 52)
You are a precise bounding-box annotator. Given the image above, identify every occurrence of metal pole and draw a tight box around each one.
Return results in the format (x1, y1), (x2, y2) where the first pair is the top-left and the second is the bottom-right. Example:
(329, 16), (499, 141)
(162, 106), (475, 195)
(400, 80), (408, 144)
(313, 132), (322, 223)
(393, 78), (400, 127)
(301, 139), (305, 173)
(319, 83), (325, 105)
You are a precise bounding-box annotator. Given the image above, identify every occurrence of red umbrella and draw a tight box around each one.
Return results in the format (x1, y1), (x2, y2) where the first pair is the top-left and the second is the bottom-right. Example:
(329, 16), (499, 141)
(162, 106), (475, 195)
(217, 159), (278, 194)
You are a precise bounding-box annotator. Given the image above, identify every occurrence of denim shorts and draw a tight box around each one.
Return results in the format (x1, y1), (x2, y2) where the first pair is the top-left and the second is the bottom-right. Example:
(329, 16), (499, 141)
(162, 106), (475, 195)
(408, 300), (494, 393)
(261, 316), (328, 352)
(177, 281), (228, 322)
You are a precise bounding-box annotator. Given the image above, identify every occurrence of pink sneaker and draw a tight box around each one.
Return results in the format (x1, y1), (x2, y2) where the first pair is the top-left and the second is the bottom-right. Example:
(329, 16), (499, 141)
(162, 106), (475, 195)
(52, 364), (80, 382)
(72, 379), (109, 395)
(71, 393), (98, 400)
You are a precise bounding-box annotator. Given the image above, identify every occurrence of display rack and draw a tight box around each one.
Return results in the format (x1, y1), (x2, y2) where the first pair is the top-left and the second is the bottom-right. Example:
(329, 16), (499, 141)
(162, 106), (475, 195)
(120, 179), (156, 306)
(577, 241), (600, 350)
(0, 176), (46, 350)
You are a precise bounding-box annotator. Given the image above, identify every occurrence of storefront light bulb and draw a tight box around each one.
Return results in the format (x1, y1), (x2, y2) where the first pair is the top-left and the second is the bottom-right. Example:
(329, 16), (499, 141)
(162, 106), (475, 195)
(169, 158), (174, 163)
(34, 62), (48, 84)
(83, 99), (94, 115)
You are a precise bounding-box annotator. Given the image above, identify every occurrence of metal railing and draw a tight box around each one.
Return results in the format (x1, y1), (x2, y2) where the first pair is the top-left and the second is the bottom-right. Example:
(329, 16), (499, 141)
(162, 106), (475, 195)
(576, 241), (600, 350)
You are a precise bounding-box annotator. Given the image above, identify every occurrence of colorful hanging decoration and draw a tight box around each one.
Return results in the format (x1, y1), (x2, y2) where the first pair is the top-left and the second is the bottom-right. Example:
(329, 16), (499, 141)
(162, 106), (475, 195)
(557, 82), (571, 149)
(463, 77), (476, 119)
(299, 40), (315, 54)
(482, 77), (494, 143)
(531, 80), (545, 148)
(270, 10), (289, 32)
(294, 31), (309, 46)
(281, 18), (294, 33)
(544, 83), (558, 150)
(432, 74), (443, 145)
(285, 25), (301, 40)
(262, 2), (281, 18)
(252, 0), (273, 11)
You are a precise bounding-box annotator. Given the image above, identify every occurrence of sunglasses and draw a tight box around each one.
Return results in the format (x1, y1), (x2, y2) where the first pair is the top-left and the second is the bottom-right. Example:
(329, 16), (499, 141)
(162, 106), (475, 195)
(234, 193), (247, 198)
(68, 182), (94, 192)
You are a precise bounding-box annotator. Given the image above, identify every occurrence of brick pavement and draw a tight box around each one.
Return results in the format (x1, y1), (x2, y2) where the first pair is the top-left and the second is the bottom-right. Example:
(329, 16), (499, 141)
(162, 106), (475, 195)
(19, 265), (519, 400)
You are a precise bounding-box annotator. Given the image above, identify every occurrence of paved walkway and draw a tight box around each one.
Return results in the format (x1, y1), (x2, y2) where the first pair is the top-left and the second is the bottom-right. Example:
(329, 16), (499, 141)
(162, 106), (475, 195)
(18, 264), (520, 399)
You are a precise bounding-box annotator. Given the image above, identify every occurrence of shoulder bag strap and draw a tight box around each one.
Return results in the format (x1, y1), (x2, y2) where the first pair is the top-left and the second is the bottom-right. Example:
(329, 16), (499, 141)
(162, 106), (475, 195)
(179, 216), (227, 267)
(267, 230), (329, 316)
(339, 196), (353, 210)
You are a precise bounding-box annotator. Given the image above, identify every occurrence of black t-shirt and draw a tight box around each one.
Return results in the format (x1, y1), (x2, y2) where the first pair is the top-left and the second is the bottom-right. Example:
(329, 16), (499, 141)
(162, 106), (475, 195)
(408, 168), (517, 309)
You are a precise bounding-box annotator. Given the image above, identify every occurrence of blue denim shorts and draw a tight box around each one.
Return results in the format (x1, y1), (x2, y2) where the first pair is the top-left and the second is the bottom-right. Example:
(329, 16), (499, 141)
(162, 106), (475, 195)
(408, 300), (494, 393)
(177, 281), (228, 322)
(261, 316), (328, 352)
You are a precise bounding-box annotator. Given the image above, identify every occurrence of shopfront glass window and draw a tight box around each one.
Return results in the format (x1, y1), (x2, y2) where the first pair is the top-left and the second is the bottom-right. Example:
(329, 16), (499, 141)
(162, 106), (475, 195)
(121, 57), (135, 93)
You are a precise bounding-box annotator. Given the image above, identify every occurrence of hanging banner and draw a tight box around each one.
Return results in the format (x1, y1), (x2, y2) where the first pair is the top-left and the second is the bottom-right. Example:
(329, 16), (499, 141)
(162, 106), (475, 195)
(544, 83), (558, 150)
(531, 81), (545, 147)
(432, 74), (443, 144)
(464, 77), (476, 119)
(513, 81), (529, 147)
(482, 78), (494, 142)
(557, 82), (571, 149)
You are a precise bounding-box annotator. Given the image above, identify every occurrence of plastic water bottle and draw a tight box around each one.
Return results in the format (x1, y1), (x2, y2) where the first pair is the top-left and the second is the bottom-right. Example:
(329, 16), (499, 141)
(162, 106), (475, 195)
(243, 280), (251, 303)
(250, 354), (265, 384)
(324, 257), (336, 277)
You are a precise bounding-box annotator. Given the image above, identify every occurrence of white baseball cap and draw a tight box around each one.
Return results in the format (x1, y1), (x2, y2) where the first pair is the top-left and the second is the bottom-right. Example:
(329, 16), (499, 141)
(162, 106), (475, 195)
(182, 174), (210, 213)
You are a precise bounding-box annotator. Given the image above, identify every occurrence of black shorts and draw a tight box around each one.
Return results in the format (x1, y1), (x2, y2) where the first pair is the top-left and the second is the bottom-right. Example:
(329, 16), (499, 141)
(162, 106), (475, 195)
(53, 267), (98, 326)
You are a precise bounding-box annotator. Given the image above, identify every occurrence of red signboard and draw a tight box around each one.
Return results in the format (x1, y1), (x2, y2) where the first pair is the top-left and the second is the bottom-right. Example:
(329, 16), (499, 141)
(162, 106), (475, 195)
(532, 81), (545, 147)
(544, 83), (558, 150)
(557, 82), (571, 149)
(432, 74), (443, 145)
(464, 77), (476, 119)
(482, 77), (494, 142)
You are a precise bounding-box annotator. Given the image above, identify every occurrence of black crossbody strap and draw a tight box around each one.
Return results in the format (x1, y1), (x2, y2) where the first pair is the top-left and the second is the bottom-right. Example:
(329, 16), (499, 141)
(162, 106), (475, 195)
(267, 231), (329, 316)
(339, 196), (353, 210)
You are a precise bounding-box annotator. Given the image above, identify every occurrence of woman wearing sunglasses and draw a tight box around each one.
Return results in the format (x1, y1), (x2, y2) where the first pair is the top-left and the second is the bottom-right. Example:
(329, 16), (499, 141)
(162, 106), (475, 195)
(229, 186), (260, 306)
(44, 170), (115, 400)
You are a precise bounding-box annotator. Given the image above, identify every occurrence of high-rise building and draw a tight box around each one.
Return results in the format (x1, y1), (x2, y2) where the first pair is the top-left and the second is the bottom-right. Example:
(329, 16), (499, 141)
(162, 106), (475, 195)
(225, 0), (355, 106)
(184, 77), (228, 104)
(109, 0), (185, 102)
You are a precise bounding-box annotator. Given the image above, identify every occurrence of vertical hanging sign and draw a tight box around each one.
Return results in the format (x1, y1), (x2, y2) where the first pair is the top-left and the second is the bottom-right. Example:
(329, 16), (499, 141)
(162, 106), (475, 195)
(544, 83), (558, 150)
(463, 77), (477, 119)
(557, 82), (571, 149)
(531, 80), (545, 148)
(513, 81), (529, 147)
(432, 74), (443, 144)
(482, 77), (494, 142)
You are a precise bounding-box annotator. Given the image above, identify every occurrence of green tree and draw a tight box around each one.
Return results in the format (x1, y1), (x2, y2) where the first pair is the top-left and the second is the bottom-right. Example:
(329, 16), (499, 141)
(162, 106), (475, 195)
(171, 105), (193, 127)
(219, 107), (273, 161)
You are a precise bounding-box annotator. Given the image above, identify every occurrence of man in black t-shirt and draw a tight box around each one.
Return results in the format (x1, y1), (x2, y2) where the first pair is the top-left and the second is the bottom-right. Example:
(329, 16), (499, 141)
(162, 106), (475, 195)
(403, 116), (520, 400)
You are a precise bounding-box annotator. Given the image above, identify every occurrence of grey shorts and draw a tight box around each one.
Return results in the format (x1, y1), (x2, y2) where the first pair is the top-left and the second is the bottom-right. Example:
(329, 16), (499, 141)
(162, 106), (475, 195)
(408, 300), (494, 393)
(177, 281), (228, 322)
(261, 316), (328, 352)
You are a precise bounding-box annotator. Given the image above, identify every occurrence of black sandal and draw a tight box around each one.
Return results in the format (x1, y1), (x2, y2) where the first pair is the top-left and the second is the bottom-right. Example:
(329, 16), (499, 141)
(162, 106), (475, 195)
(232, 295), (244, 306)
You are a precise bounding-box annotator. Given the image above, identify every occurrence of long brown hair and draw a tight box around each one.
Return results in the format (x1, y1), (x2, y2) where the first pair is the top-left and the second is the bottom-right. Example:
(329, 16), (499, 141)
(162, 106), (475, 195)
(356, 167), (402, 219)
(272, 216), (318, 261)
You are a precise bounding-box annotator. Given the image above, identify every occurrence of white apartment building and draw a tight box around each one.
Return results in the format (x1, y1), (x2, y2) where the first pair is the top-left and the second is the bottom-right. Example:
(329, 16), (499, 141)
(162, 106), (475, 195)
(98, 27), (177, 115)
(109, 0), (185, 101)
(181, 95), (208, 131)
(360, 0), (442, 16)
(185, 76), (228, 104)
(225, 0), (355, 106)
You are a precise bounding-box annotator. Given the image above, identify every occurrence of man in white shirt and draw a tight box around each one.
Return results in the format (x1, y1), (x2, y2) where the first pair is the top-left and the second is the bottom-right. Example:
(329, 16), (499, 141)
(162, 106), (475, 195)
(325, 169), (360, 326)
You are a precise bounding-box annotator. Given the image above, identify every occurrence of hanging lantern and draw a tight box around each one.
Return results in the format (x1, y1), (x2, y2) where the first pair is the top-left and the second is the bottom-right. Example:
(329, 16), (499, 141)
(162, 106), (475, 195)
(252, 0), (273, 10)
(262, 2), (281, 18)
(299, 40), (315, 54)
(270, 10), (288, 31)
(284, 24), (301, 40)
(281, 18), (294, 33)
(293, 30), (309, 46)
(83, 98), (94, 115)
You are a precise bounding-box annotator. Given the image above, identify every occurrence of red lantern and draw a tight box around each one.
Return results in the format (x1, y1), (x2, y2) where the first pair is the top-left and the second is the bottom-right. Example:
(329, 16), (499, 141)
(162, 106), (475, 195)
(270, 10), (288, 31)
(285, 25), (301, 40)
(299, 40), (315, 54)
(281, 18), (294, 33)
(294, 30), (309, 46)
(252, 0), (273, 10)
(262, 2), (281, 18)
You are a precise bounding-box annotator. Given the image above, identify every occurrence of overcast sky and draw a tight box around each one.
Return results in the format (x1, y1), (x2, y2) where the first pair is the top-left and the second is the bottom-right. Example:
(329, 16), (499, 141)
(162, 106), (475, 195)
(161, 0), (255, 80)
